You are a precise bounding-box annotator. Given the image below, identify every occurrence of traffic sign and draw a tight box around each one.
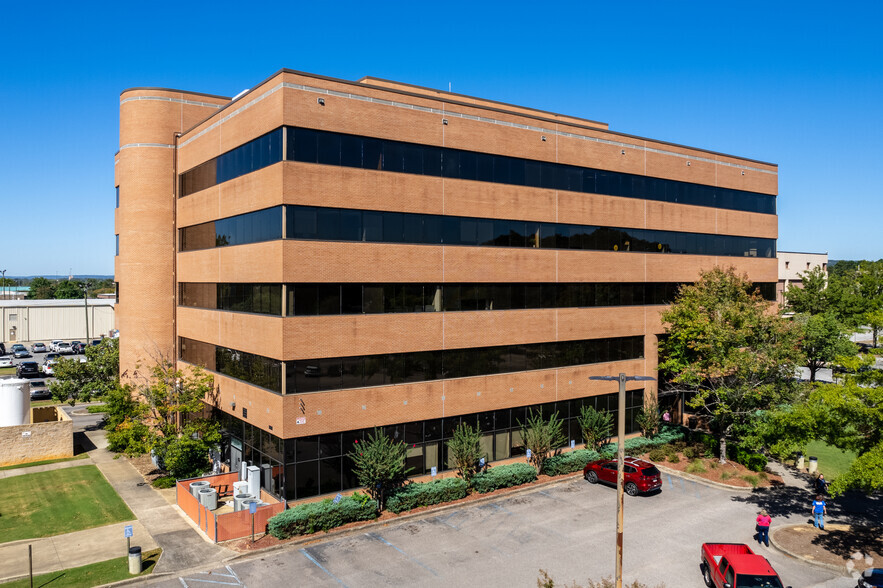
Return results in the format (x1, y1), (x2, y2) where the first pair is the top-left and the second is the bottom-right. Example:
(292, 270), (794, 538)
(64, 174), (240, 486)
(124, 525), (133, 538)
(333, 494), (343, 504)
(249, 501), (258, 514)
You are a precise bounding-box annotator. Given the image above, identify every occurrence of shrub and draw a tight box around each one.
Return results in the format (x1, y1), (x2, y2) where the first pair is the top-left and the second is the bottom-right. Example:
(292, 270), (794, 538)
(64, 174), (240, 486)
(164, 436), (212, 479)
(647, 448), (666, 462)
(663, 445), (679, 460)
(666, 453), (680, 463)
(544, 449), (600, 477)
(672, 441), (687, 452)
(685, 459), (706, 474)
(634, 397), (661, 438)
(741, 474), (760, 488)
(447, 423), (483, 484)
(268, 492), (377, 538)
(348, 428), (412, 510)
(599, 424), (687, 457)
(683, 446), (698, 459)
(152, 475), (176, 489)
(732, 448), (768, 472)
(520, 410), (566, 474)
(472, 463), (537, 493)
(386, 478), (468, 513)
(577, 406), (613, 452)
(720, 471), (733, 480)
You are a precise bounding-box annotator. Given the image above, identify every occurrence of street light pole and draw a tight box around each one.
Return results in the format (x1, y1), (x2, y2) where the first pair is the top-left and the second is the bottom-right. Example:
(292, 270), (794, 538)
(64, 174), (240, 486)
(590, 372), (655, 588)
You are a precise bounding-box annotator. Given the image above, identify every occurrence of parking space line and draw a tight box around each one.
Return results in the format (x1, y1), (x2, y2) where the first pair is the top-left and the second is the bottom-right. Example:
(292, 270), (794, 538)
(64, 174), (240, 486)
(225, 566), (241, 583)
(366, 532), (438, 576)
(177, 578), (242, 586)
(301, 548), (350, 587)
(667, 474), (674, 489)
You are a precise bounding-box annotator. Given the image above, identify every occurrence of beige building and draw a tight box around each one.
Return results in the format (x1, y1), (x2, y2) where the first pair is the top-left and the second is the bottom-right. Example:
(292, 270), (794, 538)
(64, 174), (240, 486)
(1, 299), (115, 344)
(777, 251), (828, 307)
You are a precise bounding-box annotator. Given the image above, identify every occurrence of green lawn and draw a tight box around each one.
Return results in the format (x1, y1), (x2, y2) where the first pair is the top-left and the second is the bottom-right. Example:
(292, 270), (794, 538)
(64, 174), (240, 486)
(86, 404), (106, 413)
(0, 465), (134, 543)
(805, 440), (857, 480)
(0, 454), (88, 472)
(0, 548), (161, 587)
(0, 367), (14, 376)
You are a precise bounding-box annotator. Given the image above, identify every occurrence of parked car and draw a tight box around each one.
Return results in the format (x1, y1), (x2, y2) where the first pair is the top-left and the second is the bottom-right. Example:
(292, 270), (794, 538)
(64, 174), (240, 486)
(30, 386), (52, 401)
(16, 361), (41, 378)
(45, 353), (60, 362)
(14, 348), (32, 358)
(49, 340), (63, 352)
(583, 456), (662, 496)
(0, 342), (6, 355)
(56, 342), (74, 355)
(70, 341), (84, 353)
(700, 543), (789, 588)
(0, 356), (13, 368)
(12, 343), (26, 352)
(42, 359), (58, 376)
(90, 339), (103, 346)
(859, 569), (883, 588)
(31, 342), (47, 353)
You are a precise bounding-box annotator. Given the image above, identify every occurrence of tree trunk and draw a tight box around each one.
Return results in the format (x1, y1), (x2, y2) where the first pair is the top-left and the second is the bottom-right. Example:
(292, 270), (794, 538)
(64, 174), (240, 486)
(809, 364), (817, 382)
(719, 435), (728, 464)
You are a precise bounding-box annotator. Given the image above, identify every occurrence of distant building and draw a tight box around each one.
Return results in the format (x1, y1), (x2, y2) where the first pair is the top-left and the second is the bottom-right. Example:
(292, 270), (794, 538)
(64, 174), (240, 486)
(0, 299), (115, 343)
(777, 251), (828, 307)
(0, 287), (29, 301)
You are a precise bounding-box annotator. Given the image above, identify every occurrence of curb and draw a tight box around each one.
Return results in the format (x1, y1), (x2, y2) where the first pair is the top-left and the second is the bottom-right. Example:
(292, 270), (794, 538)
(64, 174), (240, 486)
(768, 524), (849, 575)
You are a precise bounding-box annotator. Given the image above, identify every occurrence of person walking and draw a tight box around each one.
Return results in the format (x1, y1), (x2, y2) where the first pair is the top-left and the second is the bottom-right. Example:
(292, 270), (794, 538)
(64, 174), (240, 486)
(662, 410), (671, 424)
(812, 494), (827, 530)
(815, 473), (828, 495)
(755, 509), (771, 547)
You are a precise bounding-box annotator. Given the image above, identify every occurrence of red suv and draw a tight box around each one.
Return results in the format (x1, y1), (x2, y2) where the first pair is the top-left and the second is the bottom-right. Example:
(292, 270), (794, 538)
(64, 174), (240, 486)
(583, 457), (662, 495)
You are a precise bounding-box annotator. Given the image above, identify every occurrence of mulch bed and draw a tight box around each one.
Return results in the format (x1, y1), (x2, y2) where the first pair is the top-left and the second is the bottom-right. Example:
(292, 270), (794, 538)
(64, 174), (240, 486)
(638, 451), (784, 488)
(773, 523), (883, 575)
(128, 454), (167, 484)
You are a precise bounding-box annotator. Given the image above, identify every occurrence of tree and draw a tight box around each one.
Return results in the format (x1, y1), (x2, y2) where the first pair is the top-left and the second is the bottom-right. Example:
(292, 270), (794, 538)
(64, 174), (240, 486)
(784, 266), (829, 315)
(447, 422), (484, 484)
(864, 309), (883, 348)
(759, 380), (883, 495)
(520, 410), (566, 474)
(53, 279), (84, 299)
(26, 277), (54, 299)
(577, 405), (613, 453)
(348, 428), (412, 510)
(658, 267), (804, 463)
(50, 338), (120, 404)
(794, 312), (857, 382)
(634, 396), (661, 438)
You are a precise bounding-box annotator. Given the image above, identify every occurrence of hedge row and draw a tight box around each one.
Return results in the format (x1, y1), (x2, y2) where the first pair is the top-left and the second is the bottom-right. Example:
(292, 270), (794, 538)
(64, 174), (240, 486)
(386, 478), (469, 513)
(472, 463), (537, 493)
(543, 449), (601, 476)
(600, 425), (687, 456)
(267, 492), (377, 539)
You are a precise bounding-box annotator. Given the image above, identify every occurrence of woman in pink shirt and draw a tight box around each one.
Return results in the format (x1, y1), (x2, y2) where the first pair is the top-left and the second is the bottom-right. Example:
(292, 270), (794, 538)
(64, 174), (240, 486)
(755, 509), (771, 547)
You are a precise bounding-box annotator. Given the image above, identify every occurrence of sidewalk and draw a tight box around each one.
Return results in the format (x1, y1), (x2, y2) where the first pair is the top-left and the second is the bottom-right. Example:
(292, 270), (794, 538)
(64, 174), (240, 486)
(0, 430), (233, 582)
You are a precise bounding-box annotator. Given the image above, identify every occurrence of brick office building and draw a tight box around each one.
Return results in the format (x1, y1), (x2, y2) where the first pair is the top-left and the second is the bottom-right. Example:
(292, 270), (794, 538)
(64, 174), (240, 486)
(115, 69), (778, 501)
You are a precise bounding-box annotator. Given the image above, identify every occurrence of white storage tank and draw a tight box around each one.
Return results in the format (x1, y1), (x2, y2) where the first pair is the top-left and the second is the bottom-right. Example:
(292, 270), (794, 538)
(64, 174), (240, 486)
(0, 379), (31, 427)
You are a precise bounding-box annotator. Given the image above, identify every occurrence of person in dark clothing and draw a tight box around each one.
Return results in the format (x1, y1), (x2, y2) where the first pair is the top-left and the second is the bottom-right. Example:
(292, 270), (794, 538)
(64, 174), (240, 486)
(815, 473), (828, 495)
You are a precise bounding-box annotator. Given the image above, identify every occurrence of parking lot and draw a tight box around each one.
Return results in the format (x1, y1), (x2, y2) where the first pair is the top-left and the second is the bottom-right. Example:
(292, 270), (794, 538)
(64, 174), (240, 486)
(152, 475), (855, 588)
(0, 339), (89, 398)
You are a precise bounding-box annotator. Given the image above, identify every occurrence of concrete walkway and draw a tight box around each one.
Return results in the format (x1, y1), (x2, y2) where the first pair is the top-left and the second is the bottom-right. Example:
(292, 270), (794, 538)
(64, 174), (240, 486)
(0, 430), (232, 582)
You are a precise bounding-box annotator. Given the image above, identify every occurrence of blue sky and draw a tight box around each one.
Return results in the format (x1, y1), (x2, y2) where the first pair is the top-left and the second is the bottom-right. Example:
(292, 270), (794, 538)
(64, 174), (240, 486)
(1, 0), (880, 276)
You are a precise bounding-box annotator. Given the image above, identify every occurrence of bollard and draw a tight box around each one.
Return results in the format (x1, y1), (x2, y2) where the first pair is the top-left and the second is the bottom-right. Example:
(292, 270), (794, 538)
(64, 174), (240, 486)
(808, 456), (818, 474)
(128, 546), (142, 575)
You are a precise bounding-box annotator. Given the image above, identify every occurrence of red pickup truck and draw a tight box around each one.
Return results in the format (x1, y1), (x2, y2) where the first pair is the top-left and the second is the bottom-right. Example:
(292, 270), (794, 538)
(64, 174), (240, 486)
(700, 543), (790, 588)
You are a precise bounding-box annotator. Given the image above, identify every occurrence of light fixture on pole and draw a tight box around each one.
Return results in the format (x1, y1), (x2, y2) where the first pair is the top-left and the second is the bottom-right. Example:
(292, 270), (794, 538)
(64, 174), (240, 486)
(589, 372), (655, 588)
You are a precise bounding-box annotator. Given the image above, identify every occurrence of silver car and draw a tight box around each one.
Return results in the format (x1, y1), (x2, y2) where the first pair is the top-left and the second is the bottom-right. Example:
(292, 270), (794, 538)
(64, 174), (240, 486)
(56, 342), (74, 355)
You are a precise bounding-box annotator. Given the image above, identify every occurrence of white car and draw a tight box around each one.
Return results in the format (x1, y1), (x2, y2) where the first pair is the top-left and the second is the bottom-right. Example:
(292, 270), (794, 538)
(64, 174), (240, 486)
(42, 360), (57, 376)
(49, 340), (63, 352)
(0, 357), (13, 368)
(56, 342), (74, 355)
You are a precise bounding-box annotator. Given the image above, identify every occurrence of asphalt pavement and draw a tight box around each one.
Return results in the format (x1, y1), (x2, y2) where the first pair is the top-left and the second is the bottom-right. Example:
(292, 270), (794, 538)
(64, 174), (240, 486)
(146, 473), (856, 588)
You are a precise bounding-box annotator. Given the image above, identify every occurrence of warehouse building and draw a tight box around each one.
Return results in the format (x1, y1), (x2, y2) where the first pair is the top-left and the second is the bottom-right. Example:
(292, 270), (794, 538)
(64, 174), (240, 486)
(1, 299), (115, 344)
(116, 69), (778, 501)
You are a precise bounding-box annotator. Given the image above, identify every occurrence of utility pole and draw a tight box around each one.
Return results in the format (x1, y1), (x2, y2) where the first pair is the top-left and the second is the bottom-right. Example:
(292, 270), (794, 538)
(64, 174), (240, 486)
(83, 281), (91, 342)
(589, 373), (655, 588)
